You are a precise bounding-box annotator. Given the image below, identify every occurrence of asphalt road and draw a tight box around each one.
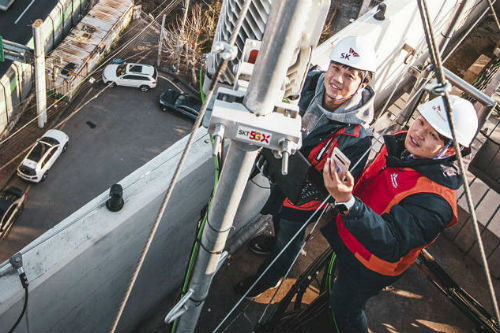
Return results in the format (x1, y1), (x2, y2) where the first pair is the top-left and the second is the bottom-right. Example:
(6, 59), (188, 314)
(0, 0), (70, 74)
(0, 75), (196, 262)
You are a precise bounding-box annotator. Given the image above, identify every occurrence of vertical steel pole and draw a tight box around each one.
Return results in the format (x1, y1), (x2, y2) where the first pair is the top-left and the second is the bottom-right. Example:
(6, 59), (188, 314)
(157, 14), (166, 67)
(175, 0), (190, 71)
(175, 1), (321, 331)
(33, 19), (47, 128)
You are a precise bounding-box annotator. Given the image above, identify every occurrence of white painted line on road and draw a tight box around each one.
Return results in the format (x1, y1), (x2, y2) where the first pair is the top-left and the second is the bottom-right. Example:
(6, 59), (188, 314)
(15, 0), (35, 24)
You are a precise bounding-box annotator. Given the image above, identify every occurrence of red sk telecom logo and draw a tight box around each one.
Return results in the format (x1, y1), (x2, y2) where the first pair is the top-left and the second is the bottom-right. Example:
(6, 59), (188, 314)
(432, 104), (447, 122)
(340, 48), (360, 61)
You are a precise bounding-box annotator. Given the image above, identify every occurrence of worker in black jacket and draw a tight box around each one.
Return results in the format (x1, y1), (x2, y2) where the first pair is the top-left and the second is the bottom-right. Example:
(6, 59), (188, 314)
(236, 35), (378, 297)
(322, 95), (478, 332)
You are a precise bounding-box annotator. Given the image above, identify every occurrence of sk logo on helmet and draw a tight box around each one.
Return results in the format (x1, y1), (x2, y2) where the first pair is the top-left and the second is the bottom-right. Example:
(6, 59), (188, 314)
(340, 48), (360, 61)
(432, 104), (447, 122)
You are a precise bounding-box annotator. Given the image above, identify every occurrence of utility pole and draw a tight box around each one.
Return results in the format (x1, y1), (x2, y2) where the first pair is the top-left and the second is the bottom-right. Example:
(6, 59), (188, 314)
(174, 0), (190, 71)
(33, 19), (47, 128)
(174, 1), (329, 331)
(157, 14), (166, 67)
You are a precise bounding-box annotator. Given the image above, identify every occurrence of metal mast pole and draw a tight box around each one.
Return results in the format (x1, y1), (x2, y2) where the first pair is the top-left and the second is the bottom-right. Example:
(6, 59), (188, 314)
(33, 19), (47, 128)
(175, 1), (320, 331)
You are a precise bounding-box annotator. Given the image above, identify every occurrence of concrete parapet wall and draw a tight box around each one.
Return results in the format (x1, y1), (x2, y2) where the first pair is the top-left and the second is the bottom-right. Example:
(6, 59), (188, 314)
(0, 129), (268, 332)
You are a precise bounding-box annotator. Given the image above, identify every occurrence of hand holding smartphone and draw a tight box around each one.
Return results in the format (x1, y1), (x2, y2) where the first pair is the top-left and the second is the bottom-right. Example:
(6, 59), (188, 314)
(332, 147), (351, 177)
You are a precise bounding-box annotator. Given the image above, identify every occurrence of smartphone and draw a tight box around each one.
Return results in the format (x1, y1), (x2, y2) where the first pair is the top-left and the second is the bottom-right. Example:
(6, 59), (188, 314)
(332, 147), (351, 176)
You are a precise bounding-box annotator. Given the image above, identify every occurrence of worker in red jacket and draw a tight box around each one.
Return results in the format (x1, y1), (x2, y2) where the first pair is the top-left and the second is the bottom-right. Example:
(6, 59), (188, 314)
(322, 95), (478, 332)
(236, 35), (378, 297)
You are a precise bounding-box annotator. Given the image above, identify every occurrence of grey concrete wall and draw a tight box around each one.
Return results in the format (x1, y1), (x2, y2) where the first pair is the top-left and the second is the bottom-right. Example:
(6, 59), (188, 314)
(0, 129), (268, 333)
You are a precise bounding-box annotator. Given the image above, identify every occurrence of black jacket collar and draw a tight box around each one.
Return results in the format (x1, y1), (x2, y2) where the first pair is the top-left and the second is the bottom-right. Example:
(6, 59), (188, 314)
(383, 133), (462, 190)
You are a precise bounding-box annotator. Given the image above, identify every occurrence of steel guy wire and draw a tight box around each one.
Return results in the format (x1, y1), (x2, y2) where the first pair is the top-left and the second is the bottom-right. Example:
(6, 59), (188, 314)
(256, 207), (329, 326)
(418, 0), (500, 323)
(109, 0), (253, 332)
(213, 74), (442, 333)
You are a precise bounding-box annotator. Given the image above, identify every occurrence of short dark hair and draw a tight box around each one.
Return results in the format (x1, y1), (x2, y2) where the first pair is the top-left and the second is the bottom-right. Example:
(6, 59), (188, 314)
(330, 61), (373, 84)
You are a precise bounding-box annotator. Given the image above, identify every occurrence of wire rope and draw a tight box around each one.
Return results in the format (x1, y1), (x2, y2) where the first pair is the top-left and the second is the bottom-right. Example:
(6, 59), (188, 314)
(109, 0), (253, 332)
(418, 0), (500, 324)
(256, 208), (329, 325)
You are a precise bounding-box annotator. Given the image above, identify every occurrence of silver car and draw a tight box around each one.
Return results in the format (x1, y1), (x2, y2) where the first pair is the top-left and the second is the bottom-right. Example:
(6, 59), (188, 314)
(102, 63), (157, 92)
(17, 129), (69, 183)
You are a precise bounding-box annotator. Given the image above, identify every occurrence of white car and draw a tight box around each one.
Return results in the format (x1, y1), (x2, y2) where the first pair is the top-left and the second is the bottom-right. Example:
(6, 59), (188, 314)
(17, 129), (69, 183)
(102, 63), (157, 92)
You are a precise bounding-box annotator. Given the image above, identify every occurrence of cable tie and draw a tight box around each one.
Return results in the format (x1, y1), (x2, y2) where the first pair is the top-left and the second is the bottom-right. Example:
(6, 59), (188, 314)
(206, 216), (233, 233)
(199, 240), (224, 255)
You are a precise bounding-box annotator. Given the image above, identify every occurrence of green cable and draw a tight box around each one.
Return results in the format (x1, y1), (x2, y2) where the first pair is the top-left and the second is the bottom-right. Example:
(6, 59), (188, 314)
(327, 252), (336, 294)
(326, 252), (340, 333)
(171, 70), (220, 333)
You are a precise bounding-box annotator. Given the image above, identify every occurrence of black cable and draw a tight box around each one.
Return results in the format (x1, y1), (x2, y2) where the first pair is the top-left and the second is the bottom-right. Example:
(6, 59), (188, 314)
(8, 279), (28, 333)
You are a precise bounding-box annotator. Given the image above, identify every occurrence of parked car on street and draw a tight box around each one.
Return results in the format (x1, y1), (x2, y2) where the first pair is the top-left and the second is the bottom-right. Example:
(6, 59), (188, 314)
(0, 187), (27, 238)
(159, 89), (202, 120)
(102, 63), (157, 92)
(17, 129), (69, 183)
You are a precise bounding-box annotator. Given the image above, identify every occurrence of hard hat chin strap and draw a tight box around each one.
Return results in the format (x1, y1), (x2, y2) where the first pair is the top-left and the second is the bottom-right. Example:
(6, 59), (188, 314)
(433, 140), (454, 160)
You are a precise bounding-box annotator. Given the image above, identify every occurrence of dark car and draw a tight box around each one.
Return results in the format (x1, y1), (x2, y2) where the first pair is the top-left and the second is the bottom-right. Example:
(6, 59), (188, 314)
(159, 89), (202, 120)
(0, 187), (27, 238)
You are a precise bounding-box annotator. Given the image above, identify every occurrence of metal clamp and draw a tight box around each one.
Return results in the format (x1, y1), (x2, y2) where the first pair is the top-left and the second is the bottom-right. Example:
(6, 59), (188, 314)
(208, 88), (301, 150)
(424, 79), (452, 95)
(164, 289), (194, 323)
(213, 41), (238, 61)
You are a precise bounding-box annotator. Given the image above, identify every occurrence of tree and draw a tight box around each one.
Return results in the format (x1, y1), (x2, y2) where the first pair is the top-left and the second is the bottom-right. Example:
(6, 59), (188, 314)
(162, 1), (221, 85)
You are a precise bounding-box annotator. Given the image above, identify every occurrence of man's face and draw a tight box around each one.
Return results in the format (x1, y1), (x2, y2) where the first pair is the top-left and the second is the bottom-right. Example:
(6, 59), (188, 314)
(405, 115), (446, 159)
(323, 62), (366, 105)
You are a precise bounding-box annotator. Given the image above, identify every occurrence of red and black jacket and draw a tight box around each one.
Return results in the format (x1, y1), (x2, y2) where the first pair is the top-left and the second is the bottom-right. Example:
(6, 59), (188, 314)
(260, 71), (373, 221)
(322, 132), (461, 277)
(280, 122), (371, 220)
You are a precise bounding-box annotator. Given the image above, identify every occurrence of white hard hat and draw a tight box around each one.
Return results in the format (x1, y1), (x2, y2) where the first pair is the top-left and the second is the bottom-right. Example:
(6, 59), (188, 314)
(417, 95), (478, 147)
(329, 36), (377, 73)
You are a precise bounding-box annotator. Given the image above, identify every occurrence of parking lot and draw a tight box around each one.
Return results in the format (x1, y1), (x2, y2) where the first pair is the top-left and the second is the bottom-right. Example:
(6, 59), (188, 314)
(0, 74), (196, 262)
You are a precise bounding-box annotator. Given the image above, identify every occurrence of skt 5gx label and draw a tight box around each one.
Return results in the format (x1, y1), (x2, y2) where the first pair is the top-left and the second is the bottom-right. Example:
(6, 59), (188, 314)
(236, 126), (272, 146)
